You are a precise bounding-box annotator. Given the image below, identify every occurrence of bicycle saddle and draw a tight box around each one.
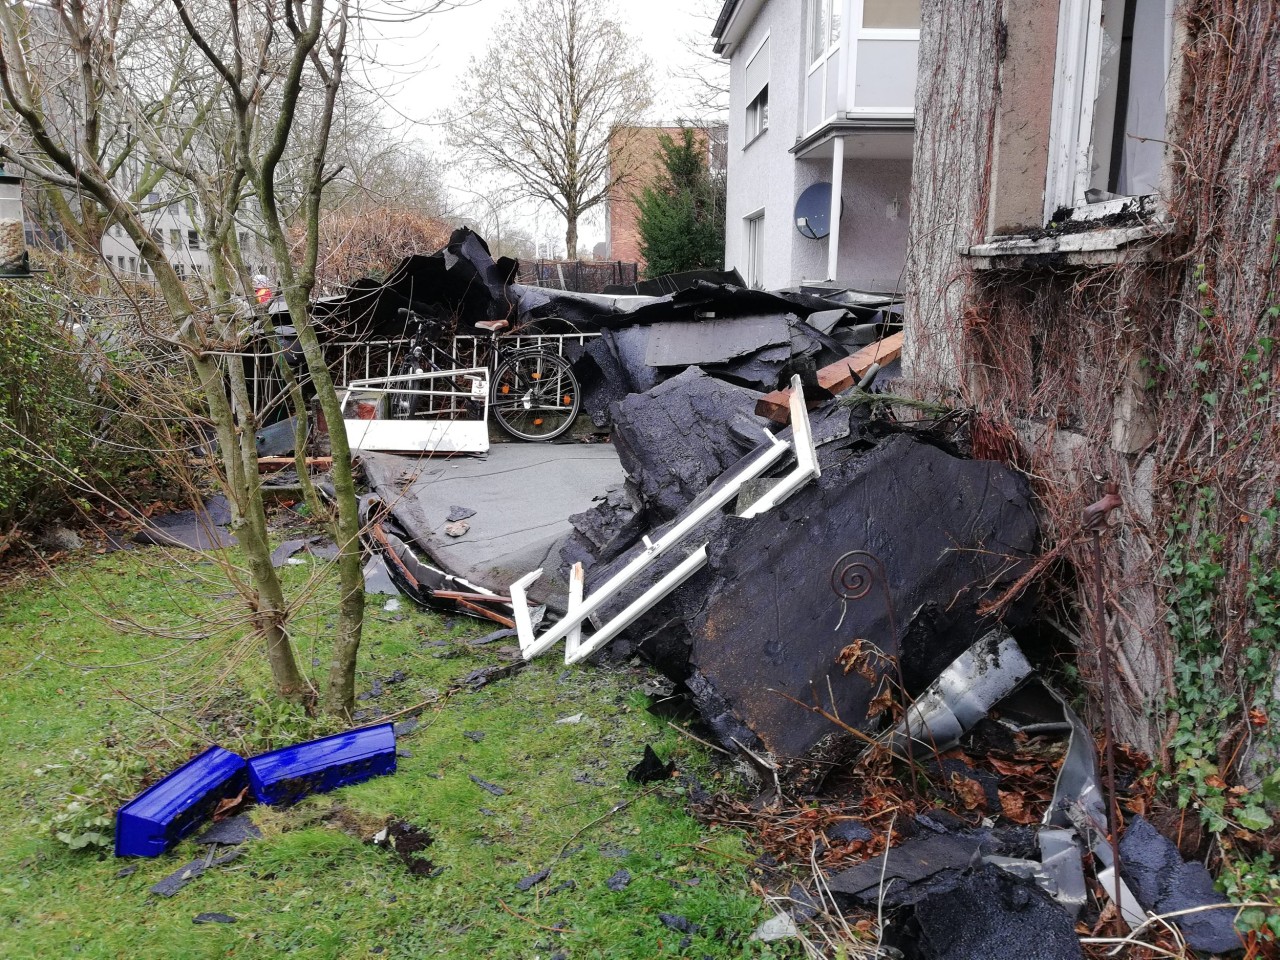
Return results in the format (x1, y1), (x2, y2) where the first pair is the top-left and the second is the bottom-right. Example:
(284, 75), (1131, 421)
(474, 319), (510, 333)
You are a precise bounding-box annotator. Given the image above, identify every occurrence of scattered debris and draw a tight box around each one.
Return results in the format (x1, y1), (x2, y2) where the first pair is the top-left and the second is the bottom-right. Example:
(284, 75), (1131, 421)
(194, 814), (260, 847)
(555, 713), (584, 725)
(149, 847), (243, 897)
(132, 496), (236, 551)
(468, 627), (517, 646)
(116, 746), (249, 858)
(626, 745), (675, 784)
(605, 868), (631, 892)
(887, 862), (1083, 960)
(1118, 815), (1242, 953)
(468, 775), (507, 797)
(192, 912), (238, 924)
(657, 912), (700, 935)
(447, 506), (477, 522)
(247, 723), (396, 806)
(749, 911), (800, 943)
(444, 520), (470, 538)
(516, 867), (551, 892)
(463, 730), (486, 743)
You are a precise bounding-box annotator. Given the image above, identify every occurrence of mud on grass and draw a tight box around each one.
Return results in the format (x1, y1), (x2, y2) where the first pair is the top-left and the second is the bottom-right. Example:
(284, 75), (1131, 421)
(0, 548), (802, 959)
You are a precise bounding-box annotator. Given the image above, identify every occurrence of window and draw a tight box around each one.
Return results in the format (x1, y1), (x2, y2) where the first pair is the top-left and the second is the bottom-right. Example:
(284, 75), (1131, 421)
(174, 262), (186, 280)
(187, 229), (200, 250)
(1046, 0), (1173, 220)
(127, 256), (136, 273)
(238, 231), (250, 250)
(745, 212), (765, 290)
(150, 229), (162, 248)
(116, 255), (125, 270)
(808, 0), (840, 64)
(139, 259), (148, 275)
(743, 35), (769, 144)
(169, 228), (180, 249)
(746, 86), (769, 141)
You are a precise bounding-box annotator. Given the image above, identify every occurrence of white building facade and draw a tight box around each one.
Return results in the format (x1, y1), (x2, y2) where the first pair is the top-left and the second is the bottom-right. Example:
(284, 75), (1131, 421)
(713, 0), (920, 293)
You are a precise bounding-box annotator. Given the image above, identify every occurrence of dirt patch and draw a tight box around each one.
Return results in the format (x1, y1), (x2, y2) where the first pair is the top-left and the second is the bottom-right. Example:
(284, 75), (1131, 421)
(372, 818), (439, 877)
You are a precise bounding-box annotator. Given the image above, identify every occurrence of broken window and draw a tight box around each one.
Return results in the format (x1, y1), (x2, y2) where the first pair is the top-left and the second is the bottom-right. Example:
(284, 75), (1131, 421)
(744, 212), (765, 290)
(188, 229), (200, 250)
(744, 35), (769, 144)
(1046, 0), (1173, 219)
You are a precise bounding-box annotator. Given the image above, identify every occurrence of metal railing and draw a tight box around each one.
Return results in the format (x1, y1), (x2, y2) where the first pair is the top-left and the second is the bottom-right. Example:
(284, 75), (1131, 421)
(246, 331), (600, 419)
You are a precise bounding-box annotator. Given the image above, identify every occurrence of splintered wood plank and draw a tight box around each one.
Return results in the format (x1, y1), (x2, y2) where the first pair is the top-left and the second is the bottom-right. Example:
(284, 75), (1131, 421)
(754, 332), (904, 424)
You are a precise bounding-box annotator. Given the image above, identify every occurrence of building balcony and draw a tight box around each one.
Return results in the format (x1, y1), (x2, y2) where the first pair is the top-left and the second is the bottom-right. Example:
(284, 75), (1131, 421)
(797, 0), (919, 160)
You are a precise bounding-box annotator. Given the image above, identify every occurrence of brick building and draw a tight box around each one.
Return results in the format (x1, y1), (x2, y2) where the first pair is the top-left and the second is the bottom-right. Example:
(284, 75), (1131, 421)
(605, 124), (726, 271)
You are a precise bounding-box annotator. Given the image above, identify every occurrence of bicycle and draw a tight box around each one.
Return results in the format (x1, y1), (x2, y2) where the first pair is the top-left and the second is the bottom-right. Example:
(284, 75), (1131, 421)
(392, 307), (582, 442)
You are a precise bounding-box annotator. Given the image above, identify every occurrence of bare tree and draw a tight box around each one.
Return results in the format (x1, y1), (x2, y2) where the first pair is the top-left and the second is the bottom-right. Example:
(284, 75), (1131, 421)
(670, 0), (729, 119)
(446, 0), (652, 254)
(0, 0), (395, 717)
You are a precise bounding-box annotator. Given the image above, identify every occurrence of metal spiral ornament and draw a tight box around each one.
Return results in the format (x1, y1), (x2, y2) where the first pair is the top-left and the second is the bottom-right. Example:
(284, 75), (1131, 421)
(830, 550), (893, 639)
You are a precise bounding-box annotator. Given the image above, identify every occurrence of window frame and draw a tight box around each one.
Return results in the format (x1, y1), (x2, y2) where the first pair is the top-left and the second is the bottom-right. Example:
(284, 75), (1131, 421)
(1044, 0), (1175, 224)
(743, 32), (770, 148)
(744, 210), (765, 290)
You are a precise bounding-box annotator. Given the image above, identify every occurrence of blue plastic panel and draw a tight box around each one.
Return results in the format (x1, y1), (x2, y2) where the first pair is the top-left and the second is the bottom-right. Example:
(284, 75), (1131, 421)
(115, 746), (248, 858)
(248, 723), (396, 806)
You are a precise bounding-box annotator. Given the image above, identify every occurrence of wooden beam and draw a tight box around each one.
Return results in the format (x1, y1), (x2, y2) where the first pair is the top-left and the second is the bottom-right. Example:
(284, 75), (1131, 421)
(257, 456), (334, 473)
(754, 332), (904, 424)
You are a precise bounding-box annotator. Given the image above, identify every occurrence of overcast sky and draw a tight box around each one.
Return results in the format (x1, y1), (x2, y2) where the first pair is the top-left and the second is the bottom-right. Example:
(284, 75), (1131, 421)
(354, 0), (726, 253)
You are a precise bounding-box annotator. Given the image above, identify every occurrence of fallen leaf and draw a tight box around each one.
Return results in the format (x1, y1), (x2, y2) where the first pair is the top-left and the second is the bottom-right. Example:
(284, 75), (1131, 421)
(866, 687), (896, 720)
(835, 639), (879, 684)
(998, 789), (1038, 824)
(950, 772), (987, 811)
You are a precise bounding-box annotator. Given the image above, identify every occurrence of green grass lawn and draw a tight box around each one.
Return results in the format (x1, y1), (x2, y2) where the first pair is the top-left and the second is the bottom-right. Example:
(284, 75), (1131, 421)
(0, 545), (800, 959)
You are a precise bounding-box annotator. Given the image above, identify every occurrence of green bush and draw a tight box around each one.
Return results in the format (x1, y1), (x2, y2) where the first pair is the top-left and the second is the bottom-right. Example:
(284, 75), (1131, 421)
(0, 282), (114, 529)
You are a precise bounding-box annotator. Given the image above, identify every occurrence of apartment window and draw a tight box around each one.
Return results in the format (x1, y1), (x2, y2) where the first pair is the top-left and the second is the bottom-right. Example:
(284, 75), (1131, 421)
(187, 229), (200, 250)
(139, 259), (148, 275)
(174, 262), (186, 280)
(169, 228), (180, 249)
(127, 256), (136, 273)
(116, 255), (125, 271)
(743, 35), (769, 145)
(150, 229), (162, 248)
(808, 0), (840, 64)
(1045, 0), (1173, 220)
(745, 212), (765, 290)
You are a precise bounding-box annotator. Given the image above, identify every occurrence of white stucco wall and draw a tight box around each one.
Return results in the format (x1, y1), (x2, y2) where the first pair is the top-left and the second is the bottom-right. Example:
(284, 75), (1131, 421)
(722, 1), (914, 292)
(723, 0), (806, 291)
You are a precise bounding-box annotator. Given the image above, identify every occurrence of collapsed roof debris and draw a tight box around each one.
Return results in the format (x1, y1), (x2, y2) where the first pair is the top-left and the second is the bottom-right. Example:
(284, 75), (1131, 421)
(272, 228), (1254, 953)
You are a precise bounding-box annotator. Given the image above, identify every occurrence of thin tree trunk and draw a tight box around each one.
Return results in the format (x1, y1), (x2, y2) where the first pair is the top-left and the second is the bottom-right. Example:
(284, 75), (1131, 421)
(565, 216), (578, 259)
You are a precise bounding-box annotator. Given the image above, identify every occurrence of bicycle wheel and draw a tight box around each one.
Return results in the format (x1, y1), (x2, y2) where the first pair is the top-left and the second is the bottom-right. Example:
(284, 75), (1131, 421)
(391, 360), (423, 419)
(489, 350), (580, 441)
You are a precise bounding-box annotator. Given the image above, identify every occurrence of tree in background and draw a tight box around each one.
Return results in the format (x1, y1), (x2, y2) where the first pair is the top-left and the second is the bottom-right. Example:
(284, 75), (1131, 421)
(447, 0), (652, 256)
(635, 128), (725, 279)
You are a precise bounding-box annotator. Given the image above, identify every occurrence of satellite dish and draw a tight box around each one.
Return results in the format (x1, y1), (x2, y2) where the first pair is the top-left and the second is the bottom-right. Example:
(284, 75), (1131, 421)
(794, 182), (840, 239)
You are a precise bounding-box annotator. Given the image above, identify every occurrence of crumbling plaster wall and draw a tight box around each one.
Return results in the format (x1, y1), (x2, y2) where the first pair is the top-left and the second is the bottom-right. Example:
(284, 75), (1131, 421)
(903, 0), (1280, 766)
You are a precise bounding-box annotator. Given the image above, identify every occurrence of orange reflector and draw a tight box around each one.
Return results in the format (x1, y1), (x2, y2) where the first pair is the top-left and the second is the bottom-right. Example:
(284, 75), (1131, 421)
(531, 372), (541, 380)
(563, 395), (572, 405)
(255, 286), (272, 304)
(501, 385), (510, 394)
(534, 418), (543, 426)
